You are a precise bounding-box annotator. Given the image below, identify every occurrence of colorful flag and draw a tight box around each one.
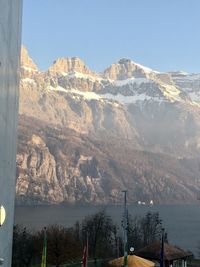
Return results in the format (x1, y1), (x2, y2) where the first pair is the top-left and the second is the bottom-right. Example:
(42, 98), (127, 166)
(160, 229), (164, 267)
(82, 235), (88, 267)
(122, 190), (128, 267)
(41, 228), (47, 267)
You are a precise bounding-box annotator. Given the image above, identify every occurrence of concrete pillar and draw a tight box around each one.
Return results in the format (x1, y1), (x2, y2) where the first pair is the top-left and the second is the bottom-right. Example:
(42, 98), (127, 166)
(0, 1), (23, 266)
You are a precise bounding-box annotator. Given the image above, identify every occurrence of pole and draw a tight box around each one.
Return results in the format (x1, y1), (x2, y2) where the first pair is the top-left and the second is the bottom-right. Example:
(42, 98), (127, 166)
(41, 227), (47, 267)
(117, 236), (120, 258)
(160, 228), (164, 267)
(86, 232), (88, 267)
(122, 190), (128, 267)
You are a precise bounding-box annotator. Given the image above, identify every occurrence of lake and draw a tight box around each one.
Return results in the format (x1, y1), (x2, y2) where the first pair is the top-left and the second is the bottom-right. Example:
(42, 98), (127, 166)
(14, 204), (200, 257)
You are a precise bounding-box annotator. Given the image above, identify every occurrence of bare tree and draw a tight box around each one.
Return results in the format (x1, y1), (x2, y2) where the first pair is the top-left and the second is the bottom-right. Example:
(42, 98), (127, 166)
(128, 212), (164, 250)
(12, 225), (35, 267)
(128, 215), (143, 250)
(35, 225), (81, 267)
(141, 212), (163, 246)
(82, 209), (117, 260)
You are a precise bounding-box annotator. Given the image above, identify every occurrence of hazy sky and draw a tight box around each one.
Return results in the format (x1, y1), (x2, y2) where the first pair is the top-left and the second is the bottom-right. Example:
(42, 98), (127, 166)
(22, 0), (200, 73)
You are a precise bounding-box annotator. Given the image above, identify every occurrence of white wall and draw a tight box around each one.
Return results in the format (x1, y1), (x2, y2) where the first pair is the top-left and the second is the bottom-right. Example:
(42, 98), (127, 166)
(0, 1), (22, 266)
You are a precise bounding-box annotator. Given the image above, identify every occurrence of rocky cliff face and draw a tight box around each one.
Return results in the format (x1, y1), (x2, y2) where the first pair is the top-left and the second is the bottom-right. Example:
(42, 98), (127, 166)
(16, 47), (200, 205)
(49, 57), (99, 78)
(103, 58), (155, 80)
(16, 116), (200, 205)
(21, 46), (38, 74)
(16, 132), (63, 204)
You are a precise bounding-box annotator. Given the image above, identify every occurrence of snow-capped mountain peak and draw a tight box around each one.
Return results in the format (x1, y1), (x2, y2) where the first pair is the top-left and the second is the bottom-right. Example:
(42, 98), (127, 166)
(103, 58), (158, 81)
(21, 46), (38, 72)
(48, 57), (99, 79)
(20, 47), (200, 106)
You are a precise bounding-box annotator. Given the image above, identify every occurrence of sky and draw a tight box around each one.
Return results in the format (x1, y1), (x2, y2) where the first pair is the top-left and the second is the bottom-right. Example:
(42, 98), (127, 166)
(22, 0), (200, 73)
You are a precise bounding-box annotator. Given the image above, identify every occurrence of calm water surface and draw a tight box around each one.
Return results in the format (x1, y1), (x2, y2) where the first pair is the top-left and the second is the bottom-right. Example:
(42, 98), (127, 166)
(14, 204), (200, 256)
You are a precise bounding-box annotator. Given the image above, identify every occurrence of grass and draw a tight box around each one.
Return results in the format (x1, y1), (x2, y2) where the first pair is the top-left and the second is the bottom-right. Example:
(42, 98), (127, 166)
(188, 259), (200, 267)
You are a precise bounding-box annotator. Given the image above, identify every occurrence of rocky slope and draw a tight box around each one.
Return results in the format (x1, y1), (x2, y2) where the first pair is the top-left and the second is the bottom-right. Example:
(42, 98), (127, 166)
(16, 115), (200, 205)
(16, 47), (200, 204)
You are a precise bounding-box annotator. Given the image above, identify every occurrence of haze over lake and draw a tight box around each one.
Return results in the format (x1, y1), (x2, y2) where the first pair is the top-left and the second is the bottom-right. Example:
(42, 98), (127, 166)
(14, 204), (200, 257)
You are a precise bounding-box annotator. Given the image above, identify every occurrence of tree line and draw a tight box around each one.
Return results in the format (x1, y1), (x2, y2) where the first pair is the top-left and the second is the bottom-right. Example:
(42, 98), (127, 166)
(12, 210), (165, 267)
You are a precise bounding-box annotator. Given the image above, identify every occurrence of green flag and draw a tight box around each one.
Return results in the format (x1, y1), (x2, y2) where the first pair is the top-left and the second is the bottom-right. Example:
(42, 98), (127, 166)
(41, 228), (47, 267)
(123, 240), (128, 267)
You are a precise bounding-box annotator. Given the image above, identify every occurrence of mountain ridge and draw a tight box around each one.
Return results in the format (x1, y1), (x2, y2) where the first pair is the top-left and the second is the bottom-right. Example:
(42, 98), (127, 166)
(16, 47), (200, 205)
(20, 46), (199, 105)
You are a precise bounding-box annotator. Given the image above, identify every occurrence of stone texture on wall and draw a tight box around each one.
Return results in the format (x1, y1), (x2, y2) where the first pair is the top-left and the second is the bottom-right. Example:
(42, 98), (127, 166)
(0, 1), (22, 266)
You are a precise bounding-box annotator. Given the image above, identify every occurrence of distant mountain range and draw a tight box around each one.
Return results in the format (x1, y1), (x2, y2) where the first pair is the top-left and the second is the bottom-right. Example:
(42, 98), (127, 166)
(16, 46), (200, 205)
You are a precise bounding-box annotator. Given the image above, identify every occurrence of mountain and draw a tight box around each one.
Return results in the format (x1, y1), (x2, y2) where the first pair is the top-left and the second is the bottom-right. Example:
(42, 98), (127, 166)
(170, 71), (200, 102)
(21, 46), (38, 72)
(49, 57), (99, 78)
(16, 115), (200, 205)
(16, 47), (200, 205)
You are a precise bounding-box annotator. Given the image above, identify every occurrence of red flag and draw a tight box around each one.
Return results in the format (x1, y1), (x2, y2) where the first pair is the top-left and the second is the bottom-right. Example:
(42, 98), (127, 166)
(82, 236), (88, 267)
